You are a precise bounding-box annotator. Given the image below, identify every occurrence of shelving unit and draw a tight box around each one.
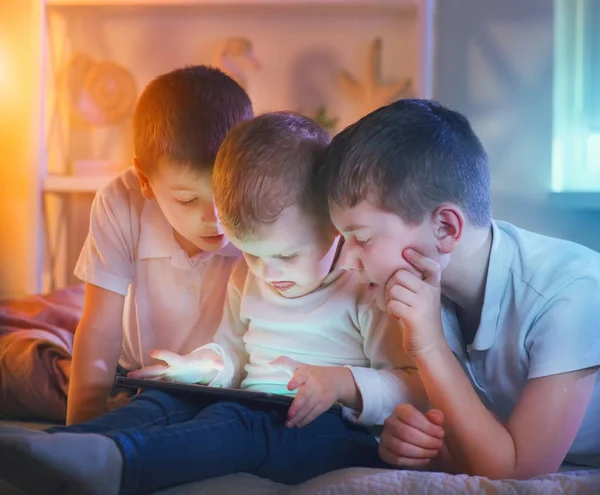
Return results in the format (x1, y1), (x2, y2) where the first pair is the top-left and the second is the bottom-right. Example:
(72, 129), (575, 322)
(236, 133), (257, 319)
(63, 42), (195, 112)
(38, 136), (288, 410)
(43, 174), (115, 193)
(40, 0), (436, 290)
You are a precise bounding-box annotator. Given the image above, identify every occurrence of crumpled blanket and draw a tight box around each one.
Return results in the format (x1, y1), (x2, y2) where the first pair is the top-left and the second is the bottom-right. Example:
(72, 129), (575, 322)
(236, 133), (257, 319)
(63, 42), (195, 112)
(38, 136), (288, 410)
(0, 285), (83, 422)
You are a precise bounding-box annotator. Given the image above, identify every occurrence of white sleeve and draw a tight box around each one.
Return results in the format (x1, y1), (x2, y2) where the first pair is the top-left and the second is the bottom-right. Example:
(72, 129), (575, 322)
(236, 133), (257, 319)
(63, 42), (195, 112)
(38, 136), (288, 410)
(73, 182), (134, 296)
(345, 303), (428, 426)
(196, 259), (249, 389)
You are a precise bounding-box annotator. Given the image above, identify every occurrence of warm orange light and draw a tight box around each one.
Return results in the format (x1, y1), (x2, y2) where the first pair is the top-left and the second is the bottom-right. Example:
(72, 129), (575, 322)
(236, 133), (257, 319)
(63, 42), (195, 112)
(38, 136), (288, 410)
(0, 43), (4, 89)
(0, 0), (46, 297)
(0, 40), (9, 99)
(0, 38), (19, 112)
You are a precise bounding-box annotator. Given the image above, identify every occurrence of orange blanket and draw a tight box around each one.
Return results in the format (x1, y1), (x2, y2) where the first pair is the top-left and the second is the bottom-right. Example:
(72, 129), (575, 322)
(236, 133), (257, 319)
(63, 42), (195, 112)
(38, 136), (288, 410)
(0, 285), (83, 422)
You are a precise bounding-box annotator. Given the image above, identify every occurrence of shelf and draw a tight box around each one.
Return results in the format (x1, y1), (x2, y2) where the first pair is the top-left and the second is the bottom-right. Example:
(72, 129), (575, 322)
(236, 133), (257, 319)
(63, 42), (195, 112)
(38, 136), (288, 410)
(43, 175), (113, 193)
(45, 0), (418, 7)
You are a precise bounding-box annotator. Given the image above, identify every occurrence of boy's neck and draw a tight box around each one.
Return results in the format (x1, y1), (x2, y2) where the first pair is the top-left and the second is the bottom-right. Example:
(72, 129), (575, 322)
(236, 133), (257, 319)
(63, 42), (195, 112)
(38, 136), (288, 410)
(441, 224), (493, 318)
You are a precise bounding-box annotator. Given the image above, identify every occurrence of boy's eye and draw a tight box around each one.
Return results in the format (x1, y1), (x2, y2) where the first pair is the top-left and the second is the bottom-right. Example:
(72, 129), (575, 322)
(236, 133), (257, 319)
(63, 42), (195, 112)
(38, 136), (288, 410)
(177, 198), (198, 206)
(278, 253), (298, 261)
(355, 238), (371, 247)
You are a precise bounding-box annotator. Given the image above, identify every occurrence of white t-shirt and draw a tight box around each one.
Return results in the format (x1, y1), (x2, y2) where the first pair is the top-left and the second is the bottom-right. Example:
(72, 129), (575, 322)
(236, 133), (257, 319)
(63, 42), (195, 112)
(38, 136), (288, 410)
(441, 220), (600, 467)
(202, 258), (426, 427)
(74, 168), (240, 370)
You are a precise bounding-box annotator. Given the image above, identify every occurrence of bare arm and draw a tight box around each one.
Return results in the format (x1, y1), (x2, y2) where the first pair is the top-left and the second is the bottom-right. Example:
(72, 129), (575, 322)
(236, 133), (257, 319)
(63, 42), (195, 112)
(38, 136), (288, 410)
(66, 283), (125, 425)
(385, 250), (600, 479)
(415, 345), (597, 479)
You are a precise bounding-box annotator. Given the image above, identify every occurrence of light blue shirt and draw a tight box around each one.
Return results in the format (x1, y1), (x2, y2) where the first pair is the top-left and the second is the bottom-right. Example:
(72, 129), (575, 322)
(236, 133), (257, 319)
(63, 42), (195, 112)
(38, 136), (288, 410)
(441, 220), (600, 467)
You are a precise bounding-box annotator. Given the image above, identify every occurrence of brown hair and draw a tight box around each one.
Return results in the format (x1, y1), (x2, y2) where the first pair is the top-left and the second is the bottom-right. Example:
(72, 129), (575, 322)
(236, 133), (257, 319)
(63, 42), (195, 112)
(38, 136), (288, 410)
(133, 65), (253, 173)
(318, 99), (492, 227)
(213, 112), (331, 239)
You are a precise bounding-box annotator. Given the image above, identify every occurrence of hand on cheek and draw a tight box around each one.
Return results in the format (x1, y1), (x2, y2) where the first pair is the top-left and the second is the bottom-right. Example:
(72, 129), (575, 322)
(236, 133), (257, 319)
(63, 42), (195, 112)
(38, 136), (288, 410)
(385, 248), (446, 357)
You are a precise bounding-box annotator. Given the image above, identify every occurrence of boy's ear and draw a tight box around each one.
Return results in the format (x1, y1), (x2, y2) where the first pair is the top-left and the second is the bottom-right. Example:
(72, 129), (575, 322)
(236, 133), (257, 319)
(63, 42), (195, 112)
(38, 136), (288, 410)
(432, 204), (463, 255)
(133, 158), (155, 200)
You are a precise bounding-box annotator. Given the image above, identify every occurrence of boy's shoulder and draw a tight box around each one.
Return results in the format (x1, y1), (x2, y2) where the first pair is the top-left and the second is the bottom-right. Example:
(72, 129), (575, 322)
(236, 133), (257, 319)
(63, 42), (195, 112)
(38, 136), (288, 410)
(495, 220), (600, 299)
(96, 167), (143, 205)
(91, 167), (148, 230)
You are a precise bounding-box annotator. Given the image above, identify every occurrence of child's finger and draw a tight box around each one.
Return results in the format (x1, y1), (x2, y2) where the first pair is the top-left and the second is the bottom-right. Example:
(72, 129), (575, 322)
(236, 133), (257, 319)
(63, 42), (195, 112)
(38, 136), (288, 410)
(424, 409), (444, 426)
(287, 367), (309, 391)
(149, 349), (182, 366)
(395, 405), (445, 439)
(384, 418), (444, 451)
(387, 269), (422, 295)
(379, 429), (440, 459)
(403, 248), (441, 287)
(287, 388), (314, 427)
(388, 283), (419, 307)
(386, 299), (411, 321)
(379, 445), (432, 469)
(128, 364), (169, 379)
(294, 402), (326, 428)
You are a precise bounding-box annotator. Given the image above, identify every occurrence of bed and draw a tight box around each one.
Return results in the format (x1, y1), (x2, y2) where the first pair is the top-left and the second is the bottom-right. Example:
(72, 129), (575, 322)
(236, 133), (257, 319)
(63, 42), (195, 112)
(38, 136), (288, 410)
(1, 286), (599, 495)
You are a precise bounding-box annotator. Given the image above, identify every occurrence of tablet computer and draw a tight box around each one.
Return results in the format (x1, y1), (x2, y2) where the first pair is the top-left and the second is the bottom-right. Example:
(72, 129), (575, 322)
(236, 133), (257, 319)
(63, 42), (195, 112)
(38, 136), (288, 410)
(114, 376), (342, 414)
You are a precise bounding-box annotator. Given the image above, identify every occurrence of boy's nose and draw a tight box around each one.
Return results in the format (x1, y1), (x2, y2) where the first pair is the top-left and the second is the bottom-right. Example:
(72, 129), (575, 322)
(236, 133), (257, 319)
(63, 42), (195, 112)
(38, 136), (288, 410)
(339, 247), (363, 271)
(201, 207), (222, 231)
(200, 214), (217, 224)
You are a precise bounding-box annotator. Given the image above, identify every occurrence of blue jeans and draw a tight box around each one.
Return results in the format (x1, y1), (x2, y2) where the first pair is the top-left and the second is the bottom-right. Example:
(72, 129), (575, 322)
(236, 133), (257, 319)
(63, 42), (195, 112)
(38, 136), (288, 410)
(49, 390), (387, 495)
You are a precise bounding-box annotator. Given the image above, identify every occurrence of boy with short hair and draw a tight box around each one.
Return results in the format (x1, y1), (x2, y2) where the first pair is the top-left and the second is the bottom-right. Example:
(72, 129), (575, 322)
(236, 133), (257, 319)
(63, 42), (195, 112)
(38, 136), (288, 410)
(0, 112), (429, 495)
(67, 65), (253, 425)
(318, 98), (600, 478)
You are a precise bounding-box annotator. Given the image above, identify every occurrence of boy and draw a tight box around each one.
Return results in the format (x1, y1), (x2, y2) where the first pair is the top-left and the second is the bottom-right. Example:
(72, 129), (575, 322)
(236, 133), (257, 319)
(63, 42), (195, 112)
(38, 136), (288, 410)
(66, 65), (253, 425)
(317, 99), (600, 478)
(0, 113), (429, 495)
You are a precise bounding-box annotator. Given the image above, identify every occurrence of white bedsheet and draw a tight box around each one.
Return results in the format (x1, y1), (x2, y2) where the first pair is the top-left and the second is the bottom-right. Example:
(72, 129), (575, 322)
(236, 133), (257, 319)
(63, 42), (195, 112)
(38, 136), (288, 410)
(157, 467), (600, 495)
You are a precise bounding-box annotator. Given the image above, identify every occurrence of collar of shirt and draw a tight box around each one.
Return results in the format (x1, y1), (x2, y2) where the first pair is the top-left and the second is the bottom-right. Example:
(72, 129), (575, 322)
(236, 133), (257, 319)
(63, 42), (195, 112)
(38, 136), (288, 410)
(137, 199), (240, 267)
(442, 220), (513, 353)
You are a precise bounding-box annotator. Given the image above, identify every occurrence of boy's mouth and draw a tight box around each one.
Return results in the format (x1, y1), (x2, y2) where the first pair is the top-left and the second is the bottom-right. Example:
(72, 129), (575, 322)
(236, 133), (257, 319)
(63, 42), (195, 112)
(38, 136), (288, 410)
(270, 281), (296, 292)
(368, 282), (378, 291)
(200, 234), (225, 244)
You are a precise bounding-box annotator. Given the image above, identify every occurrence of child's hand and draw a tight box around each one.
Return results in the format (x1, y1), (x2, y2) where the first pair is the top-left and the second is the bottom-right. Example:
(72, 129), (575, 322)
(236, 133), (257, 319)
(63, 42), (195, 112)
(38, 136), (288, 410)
(269, 356), (343, 428)
(128, 348), (224, 384)
(386, 248), (446, 358)
(379, 403), (445, 468)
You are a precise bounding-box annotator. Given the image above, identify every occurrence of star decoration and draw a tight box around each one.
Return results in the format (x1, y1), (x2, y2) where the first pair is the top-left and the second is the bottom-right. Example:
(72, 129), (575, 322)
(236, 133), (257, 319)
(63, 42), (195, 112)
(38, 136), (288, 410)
(338, 38), (413, 116)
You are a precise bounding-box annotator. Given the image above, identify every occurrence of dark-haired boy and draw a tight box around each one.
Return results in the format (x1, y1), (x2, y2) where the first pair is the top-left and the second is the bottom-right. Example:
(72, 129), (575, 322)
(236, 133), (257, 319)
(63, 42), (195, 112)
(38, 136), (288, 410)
(319, 98), (600, 478)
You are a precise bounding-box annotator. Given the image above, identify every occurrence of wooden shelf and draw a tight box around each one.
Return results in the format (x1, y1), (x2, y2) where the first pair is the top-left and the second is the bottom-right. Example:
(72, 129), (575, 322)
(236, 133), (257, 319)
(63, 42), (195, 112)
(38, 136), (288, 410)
(45, 0), (418, 7)
(43, 175), (113, 193)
